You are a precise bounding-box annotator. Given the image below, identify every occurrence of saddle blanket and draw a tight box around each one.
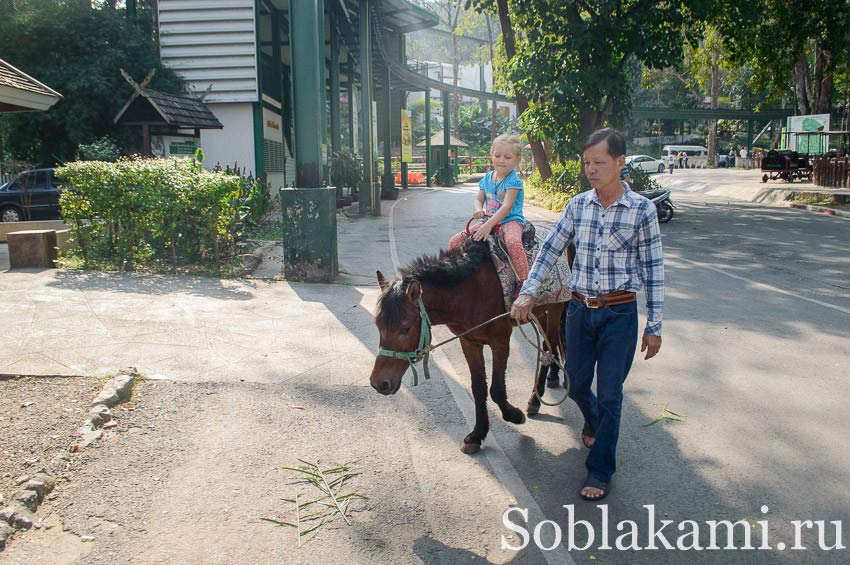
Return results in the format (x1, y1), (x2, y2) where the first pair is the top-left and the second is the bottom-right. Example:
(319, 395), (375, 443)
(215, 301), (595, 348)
(486, 222), (572, 311)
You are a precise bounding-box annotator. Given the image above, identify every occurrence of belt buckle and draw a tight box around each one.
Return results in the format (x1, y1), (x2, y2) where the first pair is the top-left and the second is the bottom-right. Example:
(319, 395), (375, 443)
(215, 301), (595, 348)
(583, 295), (599, 309)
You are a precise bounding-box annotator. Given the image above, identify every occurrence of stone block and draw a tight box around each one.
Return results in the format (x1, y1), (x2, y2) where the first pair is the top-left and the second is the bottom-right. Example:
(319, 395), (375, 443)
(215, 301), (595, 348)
(7, 229), (57, 269)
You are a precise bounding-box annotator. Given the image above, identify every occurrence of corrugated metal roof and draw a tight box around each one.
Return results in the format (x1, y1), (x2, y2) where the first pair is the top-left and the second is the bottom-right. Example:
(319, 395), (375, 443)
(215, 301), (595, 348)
(114, 88), (224, 129)
(0, 58), (61, 98)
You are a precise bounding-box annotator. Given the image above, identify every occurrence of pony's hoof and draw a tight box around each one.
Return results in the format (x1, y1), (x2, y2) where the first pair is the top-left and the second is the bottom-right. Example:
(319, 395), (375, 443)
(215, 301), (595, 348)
(505, 409), (526, 425)
(526, 401), (540, 416)
(461, 441), (481, 454)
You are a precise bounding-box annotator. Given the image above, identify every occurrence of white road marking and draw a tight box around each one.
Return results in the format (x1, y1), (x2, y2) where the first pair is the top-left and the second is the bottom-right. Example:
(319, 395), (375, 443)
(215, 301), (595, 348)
(389, 191), (576, 565)
(676, 256), (850, 316)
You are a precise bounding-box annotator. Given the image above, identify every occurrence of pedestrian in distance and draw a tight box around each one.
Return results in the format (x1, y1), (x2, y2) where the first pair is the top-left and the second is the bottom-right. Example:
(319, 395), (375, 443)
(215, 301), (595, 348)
(667, 153), (675, 174)
(511, 128), (665, 501)
(448, 133), (529, 291)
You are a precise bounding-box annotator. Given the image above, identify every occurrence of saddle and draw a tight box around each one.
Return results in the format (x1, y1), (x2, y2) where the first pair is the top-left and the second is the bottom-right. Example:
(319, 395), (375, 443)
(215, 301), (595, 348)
(484, 221), (572, 311)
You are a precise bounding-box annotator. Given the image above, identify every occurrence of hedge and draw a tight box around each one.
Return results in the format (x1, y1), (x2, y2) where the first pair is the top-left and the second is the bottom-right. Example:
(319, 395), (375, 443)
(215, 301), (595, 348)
(55, 157), (268, 271)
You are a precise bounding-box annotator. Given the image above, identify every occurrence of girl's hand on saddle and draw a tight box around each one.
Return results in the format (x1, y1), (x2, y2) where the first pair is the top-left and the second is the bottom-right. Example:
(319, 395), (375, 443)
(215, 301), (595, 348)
(472, 222), (493, 241)
(472, 209), (485, 219)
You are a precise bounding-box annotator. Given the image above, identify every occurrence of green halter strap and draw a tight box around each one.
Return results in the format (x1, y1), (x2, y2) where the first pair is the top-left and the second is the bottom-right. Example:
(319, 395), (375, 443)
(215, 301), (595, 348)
(377, 295), (432, 386)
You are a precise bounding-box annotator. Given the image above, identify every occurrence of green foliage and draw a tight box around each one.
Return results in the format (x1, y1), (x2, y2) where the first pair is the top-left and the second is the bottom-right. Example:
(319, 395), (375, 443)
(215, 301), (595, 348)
(456, 103), (518, 154)
(410, 96), (443, 145)
(77, 136), (121, 162)
(55, 157), (268, 272)
(525, 160), (589, 211)
(625, 165), (662, 193)
(468, 0), (710, 158)
(0, 0), (182, 165)
(713, 0), (850, 113)
(329, 149), (362, 193)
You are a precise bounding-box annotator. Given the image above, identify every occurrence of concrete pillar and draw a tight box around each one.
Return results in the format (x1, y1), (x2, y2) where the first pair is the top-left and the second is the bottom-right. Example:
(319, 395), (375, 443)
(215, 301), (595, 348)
(425, 89), (431, 186)
(317, 0), (329, 181)
(400, 35), (408, 190)
(347, 55), (355, 149)
(329, 11), (341, 154)
(441, 90), (451, 184)
(747, 120), (754, 152)
(382, 65), (394, 190)
(290, 0), (323, 187)
(359, 0), (378, 215)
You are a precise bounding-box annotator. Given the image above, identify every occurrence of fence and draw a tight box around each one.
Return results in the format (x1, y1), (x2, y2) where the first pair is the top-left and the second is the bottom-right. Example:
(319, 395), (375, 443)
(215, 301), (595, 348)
(812, 156), (850, 188)
(0, 172), (13, 185)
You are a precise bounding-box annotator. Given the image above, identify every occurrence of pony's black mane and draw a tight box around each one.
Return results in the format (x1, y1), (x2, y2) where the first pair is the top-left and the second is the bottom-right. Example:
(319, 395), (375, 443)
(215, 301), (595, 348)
(376, 239), (490, 327)
(399, 238), (490, 287)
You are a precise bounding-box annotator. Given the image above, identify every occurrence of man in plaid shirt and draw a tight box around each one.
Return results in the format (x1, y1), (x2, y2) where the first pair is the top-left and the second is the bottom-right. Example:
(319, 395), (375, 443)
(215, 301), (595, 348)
(512, 128), (664, 501)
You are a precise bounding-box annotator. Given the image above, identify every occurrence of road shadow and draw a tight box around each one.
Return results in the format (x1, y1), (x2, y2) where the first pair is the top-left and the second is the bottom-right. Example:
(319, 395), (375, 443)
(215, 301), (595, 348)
(44, 269), (257, 300)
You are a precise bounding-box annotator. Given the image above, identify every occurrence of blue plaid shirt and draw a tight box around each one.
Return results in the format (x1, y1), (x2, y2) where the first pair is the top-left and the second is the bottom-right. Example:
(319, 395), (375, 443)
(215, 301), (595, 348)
(520, 186), (664, 335)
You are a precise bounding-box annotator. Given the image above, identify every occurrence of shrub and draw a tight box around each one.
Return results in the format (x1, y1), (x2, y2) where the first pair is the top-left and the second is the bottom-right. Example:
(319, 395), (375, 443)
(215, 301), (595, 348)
(77, 136), (121, 162)
(526, 160), (590, 211)
(55, 157), (267, 272)
(329, 150), (361, 196)
(625, 165), (662, 193)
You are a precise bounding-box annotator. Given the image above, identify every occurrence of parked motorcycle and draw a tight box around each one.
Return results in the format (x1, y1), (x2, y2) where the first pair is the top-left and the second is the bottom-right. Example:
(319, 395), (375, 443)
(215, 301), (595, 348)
(638, 189), (675, 223)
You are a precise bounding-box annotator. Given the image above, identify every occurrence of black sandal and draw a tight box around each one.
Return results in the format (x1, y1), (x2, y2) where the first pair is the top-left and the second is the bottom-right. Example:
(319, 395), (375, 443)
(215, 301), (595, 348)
(580, 475), (609, 501)
(581, 422), (595, 449)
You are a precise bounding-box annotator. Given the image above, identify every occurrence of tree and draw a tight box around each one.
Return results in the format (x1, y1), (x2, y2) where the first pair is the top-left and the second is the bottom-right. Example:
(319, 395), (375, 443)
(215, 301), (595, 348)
(466, 0), (552, 177)
(715, 0), (850, 116)
(0, 0), (181, 165)
(469, 0), (709, 160)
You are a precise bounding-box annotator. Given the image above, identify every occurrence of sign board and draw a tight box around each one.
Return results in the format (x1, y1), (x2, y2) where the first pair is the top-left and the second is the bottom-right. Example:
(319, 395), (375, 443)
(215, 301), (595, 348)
(786, 114), (830, 154)
(150, 136), (198, 158)
(401, 109), (412, 163)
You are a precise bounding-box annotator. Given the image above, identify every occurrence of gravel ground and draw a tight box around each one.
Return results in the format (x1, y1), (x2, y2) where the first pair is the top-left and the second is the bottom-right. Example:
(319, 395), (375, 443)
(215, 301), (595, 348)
(0, 376), (103, 497)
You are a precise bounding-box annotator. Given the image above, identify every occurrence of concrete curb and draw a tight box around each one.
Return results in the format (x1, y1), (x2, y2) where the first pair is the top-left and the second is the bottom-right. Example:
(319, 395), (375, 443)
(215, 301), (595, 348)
(781, 201), (850, 219)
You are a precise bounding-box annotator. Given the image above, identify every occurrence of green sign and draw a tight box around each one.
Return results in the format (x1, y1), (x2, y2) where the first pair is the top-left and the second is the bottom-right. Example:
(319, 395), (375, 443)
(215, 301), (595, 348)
(169, 140), (198, 156)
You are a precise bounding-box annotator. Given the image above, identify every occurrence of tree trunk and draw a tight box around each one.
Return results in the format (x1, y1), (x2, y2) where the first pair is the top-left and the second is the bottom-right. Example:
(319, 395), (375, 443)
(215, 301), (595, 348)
(707, 45), (720, 167)
(813, 45), (833, 115)
(793, 50), (812, 115)
(495, 0), (551, 180)
(485, 14), (497, 142)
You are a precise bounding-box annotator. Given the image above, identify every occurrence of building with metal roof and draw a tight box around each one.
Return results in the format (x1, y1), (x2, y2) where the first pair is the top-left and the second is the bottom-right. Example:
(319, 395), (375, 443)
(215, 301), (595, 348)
(153, 0), (507, 213)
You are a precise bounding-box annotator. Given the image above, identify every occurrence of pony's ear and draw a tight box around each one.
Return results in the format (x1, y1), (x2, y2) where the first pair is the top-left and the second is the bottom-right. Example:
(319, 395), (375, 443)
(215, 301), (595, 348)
(376, 270), (389, 291)
(405, 280), (421, 303)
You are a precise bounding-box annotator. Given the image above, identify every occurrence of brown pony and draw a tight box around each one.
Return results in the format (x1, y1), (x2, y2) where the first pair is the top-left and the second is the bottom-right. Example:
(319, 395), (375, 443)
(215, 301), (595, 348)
(369, 239), (567, 454)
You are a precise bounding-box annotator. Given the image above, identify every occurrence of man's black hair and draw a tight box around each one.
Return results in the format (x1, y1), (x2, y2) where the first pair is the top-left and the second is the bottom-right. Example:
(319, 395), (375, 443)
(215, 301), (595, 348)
(582, 128), (626, 158)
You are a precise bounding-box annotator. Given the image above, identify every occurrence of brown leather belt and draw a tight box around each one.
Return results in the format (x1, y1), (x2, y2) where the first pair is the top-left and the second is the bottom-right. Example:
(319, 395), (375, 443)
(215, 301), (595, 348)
(571, 290), (636, 309)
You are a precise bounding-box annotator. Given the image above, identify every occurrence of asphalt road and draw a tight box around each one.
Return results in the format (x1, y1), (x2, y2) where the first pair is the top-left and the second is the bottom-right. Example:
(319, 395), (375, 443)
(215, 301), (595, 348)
(380, 176), (850, 564)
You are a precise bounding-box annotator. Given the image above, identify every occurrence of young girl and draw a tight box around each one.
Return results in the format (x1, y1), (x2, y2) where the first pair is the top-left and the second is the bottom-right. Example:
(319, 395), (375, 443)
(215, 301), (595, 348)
(448, 133), (529, 286)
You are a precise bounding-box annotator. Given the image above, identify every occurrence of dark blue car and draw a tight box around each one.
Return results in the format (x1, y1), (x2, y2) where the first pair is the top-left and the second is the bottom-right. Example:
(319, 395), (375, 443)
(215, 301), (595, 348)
(0, 168), (63, 222)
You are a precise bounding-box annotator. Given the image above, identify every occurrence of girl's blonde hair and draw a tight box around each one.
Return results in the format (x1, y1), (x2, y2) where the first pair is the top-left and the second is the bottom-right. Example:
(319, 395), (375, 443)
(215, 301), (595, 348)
(491, 133), (523, 158)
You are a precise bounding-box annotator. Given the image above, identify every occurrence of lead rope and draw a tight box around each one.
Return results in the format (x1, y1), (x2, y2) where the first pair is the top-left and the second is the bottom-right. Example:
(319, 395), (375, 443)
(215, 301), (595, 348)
(404, 305), (571, 407)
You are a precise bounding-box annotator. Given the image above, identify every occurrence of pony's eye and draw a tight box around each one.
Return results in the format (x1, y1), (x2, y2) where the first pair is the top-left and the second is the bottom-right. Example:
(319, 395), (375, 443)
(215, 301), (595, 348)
(400, 327), (410, 335)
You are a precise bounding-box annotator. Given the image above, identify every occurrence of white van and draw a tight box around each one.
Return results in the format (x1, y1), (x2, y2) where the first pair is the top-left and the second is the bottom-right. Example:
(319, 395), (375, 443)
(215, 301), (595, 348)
(661, 145), (709, 168)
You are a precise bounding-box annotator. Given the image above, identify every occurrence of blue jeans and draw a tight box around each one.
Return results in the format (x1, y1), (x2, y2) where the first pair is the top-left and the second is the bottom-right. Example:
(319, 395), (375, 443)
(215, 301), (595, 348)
(565, 299), (638, 483)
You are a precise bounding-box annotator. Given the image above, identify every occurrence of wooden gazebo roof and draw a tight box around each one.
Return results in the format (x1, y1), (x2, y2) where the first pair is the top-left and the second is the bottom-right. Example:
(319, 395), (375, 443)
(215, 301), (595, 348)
(0, 58), (61, 112)
(114, 88), (223, 129)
